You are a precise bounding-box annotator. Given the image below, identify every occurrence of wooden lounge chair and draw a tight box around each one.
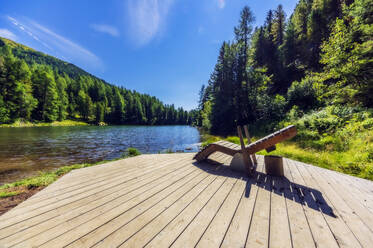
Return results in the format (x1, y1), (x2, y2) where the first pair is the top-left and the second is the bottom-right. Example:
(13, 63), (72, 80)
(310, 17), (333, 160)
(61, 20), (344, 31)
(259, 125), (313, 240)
(194, 125), (297, 175)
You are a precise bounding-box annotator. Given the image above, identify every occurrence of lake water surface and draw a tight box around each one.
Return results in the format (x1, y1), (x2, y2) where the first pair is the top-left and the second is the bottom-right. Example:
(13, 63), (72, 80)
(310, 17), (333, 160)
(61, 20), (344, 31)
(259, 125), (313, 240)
(0, 125), (201, 184)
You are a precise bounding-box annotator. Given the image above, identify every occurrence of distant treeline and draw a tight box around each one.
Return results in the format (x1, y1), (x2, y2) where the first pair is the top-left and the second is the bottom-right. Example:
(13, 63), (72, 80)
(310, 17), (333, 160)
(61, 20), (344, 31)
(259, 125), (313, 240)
(0, 37), (193, 125)
(196, 0), (372, 135)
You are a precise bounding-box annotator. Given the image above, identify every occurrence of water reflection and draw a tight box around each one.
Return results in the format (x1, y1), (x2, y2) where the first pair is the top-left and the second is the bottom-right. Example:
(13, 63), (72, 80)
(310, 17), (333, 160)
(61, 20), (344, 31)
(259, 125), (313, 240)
(0, 125), (200, 184)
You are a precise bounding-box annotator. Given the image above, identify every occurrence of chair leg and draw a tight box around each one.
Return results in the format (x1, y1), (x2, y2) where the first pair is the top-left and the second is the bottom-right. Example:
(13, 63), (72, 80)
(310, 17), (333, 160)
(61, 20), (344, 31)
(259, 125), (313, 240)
(243, 125), (257, 165)
(237, 126), (254, 175)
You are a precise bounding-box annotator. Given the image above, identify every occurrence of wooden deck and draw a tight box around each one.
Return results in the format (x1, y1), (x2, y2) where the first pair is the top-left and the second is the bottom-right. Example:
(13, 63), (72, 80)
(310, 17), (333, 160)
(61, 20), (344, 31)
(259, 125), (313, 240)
(0, 153), (373, 248)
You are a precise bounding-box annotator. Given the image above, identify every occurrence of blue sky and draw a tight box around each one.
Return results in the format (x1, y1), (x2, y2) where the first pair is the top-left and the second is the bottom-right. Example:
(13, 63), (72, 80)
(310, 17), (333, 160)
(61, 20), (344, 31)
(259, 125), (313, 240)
(0, 0), (297, 110)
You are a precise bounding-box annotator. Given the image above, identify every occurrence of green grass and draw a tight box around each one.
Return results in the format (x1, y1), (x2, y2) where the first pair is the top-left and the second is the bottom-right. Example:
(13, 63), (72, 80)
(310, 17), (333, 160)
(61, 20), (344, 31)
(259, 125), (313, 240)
(257, 142), (373, 180)
(0, 191), (19, 198)
(0, 119), (89, 128)
(121, 147), (142, 158)
(200, 106), (373, 180)
(200, 134), (222, 148)
(0, 148), (142, 198)
(0, 163), (94, 192)
(200, 128), (373, 181)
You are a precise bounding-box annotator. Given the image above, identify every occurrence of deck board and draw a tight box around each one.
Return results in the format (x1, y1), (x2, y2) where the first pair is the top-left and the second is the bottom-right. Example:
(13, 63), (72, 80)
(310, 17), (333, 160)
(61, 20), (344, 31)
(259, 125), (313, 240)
(1, 152), (373, 247)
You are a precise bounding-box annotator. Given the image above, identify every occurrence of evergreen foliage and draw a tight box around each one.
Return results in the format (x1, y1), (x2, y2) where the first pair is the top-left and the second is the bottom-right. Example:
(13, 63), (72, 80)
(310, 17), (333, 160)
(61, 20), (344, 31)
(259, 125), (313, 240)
(197, 0), (373, 135)
(0, 37), (192, 125)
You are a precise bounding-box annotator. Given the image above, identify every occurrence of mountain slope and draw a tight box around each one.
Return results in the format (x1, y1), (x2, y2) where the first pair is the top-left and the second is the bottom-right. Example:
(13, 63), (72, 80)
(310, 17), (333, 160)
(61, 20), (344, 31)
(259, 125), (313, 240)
(0, 37), (192, 125)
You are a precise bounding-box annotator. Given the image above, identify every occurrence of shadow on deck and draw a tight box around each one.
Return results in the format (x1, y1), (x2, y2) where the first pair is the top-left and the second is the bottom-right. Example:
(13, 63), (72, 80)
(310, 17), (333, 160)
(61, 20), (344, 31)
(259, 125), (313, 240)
(193, 159), (336, 218)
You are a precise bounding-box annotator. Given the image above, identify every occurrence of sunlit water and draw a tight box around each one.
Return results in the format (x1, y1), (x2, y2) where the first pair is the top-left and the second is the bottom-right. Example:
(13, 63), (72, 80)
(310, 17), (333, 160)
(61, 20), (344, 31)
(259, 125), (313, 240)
(0, 125), (201, 184)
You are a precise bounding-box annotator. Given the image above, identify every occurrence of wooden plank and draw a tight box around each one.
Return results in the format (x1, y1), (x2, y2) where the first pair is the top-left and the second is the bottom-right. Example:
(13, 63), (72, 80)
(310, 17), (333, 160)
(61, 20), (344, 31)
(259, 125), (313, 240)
(36, 154), (192, 197)
(3, 153), (372, 248)
(12, 155), (185, 209)
(29, 154), (195, 199)
(169, 177), (237, 247)
(144, 176), (227, 248)
(281, 159), (315, 248)
(88, 172), (212, 248)
(312, 164), (373, 214)
(293, 159), (363, 248)
(119, 175), (223, 248)
(36, 155), (153, 190)
(4, 156), (153, 210)
(196, 176), (246, 248)
(335, 175), (373, 213)
(98, 174), (217, 248)
(0, 159), (196, 245)
(303, 161), (373, 232)
(219, 140), (240, 150)
(300, 160), (373, 247)
(220, 157), (264, 248)
(245, 160), (272, 248)
(285, 159), (339, 248)
(269, 171), (292, 247)
(0, 156), (193, 230)
(194, 142), (238, 161)
(3, 155), (167, 210)
(12, 166), (200, 247)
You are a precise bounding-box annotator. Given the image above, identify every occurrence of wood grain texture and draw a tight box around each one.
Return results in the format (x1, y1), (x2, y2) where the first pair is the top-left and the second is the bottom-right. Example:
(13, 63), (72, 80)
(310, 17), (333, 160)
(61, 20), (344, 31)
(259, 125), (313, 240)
(194, 125), (297, 162)
(0, 152), (372, 248)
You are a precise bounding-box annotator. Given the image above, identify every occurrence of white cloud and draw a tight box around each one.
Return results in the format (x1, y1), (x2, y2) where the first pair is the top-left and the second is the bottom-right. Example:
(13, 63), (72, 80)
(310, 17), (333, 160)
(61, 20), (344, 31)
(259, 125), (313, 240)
(7, 16), (102, 69)
(91, 24), (119, 37)
(217, 0), (225, 9)
(198, 26), (204, 34)
(127, 0), (174, 46)
(0, 28), (17, 41)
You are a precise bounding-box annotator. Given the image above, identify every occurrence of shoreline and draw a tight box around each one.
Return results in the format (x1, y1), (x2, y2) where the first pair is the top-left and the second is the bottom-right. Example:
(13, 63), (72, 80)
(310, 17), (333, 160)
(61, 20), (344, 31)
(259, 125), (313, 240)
(0, 120), (90, 128)
(0, 121), (197, 128)
(0, 148), (142, 216)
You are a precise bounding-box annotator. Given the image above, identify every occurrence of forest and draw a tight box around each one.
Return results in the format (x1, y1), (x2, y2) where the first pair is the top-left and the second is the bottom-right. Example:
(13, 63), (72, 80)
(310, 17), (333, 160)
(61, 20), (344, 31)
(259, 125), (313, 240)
(0, 37), (192, 125)
(196, 0), (373, 179)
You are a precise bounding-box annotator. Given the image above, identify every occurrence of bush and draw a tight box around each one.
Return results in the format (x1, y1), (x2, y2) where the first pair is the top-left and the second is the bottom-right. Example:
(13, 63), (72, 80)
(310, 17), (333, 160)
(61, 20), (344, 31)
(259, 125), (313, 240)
(287, 77), (319, 112)
(122, 147), (141, 158)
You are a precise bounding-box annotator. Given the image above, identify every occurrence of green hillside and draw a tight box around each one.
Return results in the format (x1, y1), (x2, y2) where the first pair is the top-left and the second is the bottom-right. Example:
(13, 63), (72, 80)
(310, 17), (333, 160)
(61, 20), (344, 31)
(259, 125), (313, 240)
(0, 37), (193, 125)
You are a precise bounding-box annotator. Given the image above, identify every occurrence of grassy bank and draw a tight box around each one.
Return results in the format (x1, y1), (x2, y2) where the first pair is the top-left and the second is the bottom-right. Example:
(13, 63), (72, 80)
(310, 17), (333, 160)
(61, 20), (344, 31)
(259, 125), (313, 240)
(0, 119), (89, 128)
(202, 135), (373, 180)
(201, 106), (373, 181)
(0, 148), (141, 199)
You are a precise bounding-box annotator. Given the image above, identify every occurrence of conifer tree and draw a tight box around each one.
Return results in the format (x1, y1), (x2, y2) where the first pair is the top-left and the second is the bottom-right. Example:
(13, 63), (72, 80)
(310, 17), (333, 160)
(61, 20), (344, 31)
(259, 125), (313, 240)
(272, 5), (286, 47)
(56, 75), (69, 121)
(320, 0), (373, 106)
(112, 88), (125, 124)
(0, 95), (10, 123)
(234, 6), (255, 125)
(95, 102), (105, 123)
(41, 72), (59, 122)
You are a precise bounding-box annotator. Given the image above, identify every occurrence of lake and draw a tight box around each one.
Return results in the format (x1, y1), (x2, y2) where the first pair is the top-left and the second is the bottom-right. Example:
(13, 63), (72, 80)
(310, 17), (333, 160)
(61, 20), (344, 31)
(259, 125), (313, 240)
(0, 125), (201, 184)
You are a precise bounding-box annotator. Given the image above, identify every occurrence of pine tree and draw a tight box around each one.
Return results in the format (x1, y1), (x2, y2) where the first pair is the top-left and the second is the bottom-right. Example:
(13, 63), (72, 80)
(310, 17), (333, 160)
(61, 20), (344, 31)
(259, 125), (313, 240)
(56, 75), (69, 121)
(234, 6), (255, 125)
(112, 88), (125, 124)
(272, 5), (286, 47)
(76, 90), (91, 121)
(95, 102), (105, 123)
(282, 21), (304, 85)
(0, 55), (37, 120)
(41, 72), (59, 122)
(250, 27), (266, 67)
(320, 0), (373, 106)
(0, 94), (10, 123)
